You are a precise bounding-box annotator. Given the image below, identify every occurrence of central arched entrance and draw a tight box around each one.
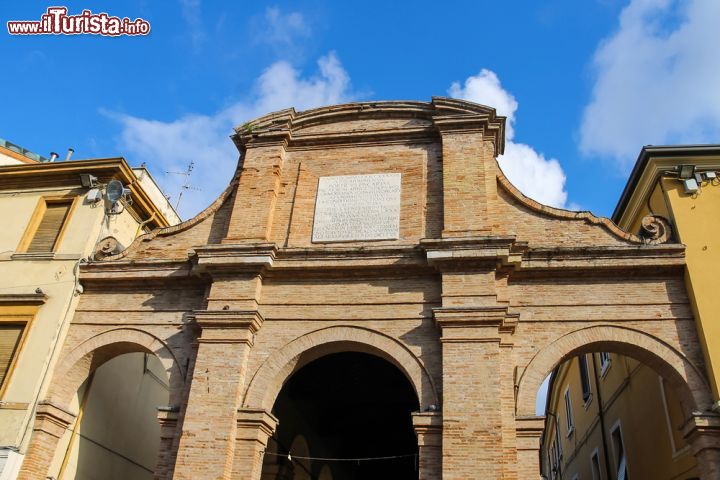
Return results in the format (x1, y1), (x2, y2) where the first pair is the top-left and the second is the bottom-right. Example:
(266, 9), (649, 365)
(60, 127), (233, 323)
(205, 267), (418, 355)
(260, 352), (420, 480)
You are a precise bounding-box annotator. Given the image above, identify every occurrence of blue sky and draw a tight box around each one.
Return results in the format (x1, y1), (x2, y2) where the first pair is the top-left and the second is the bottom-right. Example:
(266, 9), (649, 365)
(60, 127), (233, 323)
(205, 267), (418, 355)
(2, 1), (719, 219)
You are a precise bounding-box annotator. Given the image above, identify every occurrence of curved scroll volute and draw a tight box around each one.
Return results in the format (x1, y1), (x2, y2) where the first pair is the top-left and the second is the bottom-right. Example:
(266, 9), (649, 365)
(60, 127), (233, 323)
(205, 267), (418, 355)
(640, 215), (673, 244)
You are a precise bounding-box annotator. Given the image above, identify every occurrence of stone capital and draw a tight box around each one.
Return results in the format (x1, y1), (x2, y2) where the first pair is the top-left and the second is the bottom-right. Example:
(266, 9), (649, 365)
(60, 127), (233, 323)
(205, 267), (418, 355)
(434, 306), (518, 345)
(682, 412), (720, 455)
(515, 415), (546, 451)
(34, 401), (76, 439)
(191, 310), (264, 344)
(236, 408), (279, 442)
(157, 407), (179, 439)
(412, 411), (442, 445)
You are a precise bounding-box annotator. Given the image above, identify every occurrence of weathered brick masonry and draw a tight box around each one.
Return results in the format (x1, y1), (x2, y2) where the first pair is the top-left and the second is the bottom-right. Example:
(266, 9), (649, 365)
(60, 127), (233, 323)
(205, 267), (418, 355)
(18, 98), (720, 479)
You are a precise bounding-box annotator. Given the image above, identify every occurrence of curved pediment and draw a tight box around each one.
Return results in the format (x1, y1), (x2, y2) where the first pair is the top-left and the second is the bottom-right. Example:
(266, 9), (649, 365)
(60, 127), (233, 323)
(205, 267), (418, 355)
(97, 97), (672, 268)
(232, 97), (507, 154)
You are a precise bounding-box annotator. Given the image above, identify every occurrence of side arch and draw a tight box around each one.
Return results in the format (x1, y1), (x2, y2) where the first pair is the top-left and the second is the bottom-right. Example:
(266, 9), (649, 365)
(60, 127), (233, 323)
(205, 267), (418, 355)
(47, 327), (185, 407)
(243, 326), (439, 411)
(515, 325), (712, 417)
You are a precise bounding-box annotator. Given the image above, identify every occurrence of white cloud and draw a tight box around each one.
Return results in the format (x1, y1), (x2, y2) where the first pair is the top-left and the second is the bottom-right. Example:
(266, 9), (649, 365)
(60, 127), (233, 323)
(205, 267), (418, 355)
(449, 69), (569, 208)
(107, 52), (355, 218)
(500, 142), (568, 208)
(581, 0), (720, 166)
(178, 0), (206, 50)
(253, 7), (311, 57)
(449, 69), (518, 139)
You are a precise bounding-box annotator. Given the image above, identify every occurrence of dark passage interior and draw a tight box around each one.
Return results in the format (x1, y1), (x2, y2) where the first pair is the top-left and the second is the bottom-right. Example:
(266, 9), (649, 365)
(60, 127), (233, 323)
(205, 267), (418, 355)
(261, 352), (420, 480)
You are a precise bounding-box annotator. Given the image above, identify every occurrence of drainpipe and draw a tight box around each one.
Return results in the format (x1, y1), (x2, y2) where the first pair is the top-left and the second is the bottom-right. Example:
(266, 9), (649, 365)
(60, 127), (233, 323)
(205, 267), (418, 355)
(592, 354), (613, 479)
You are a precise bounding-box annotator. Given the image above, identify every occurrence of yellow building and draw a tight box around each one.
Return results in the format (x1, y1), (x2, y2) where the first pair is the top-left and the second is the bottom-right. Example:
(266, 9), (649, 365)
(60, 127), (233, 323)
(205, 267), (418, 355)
(0, 149), (180, 479)
(541, 144), (719, 479)
(541, 353), (698, 480)
(613, 145), (720, 407)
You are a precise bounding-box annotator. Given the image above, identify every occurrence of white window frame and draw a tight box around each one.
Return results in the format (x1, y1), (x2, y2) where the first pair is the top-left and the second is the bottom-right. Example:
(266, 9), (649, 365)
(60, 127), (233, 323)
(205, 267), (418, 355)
(610, 421), (628, 480)
(564, 386), (574, 436)
(658, 376), (691, 457)
(599, 352), (611, 377)
(579, 354), (592, 407)
(590, 447), (602, 480)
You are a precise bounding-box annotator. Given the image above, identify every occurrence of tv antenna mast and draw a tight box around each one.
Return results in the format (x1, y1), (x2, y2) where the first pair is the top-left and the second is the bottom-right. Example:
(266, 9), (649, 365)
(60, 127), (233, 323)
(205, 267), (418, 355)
(166, 160), (201, 211)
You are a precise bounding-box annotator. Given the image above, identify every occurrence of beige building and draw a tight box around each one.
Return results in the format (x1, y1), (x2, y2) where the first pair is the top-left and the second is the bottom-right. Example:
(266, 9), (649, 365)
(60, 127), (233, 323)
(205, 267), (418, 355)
(0, 139), (49, 166)
(9, 99), (720, 479)
(0, 150), (179, 479)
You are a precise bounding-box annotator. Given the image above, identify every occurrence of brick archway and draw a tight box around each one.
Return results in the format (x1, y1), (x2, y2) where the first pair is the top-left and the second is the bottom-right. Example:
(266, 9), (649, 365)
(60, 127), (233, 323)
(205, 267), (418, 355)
(515, 325), (712, 418)
(18, 328), (185, 480)
(47, 327), (185, 406)
(243, 325), (439, 411)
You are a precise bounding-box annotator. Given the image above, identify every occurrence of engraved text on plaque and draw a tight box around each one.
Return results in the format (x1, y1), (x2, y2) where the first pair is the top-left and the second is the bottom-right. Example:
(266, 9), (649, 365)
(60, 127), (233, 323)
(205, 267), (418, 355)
(312, 173), (402, 242)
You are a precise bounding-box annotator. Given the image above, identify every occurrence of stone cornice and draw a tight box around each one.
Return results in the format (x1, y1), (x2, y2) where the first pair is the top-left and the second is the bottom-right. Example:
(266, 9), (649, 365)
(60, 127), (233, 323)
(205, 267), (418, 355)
(230, 98), (506, 154)
(420, 236), (525, 269)
(79, 259), (193, 283)
(270, 244), (429, 273)
(0, 292), (47, 305)
(78, 240), (686, 283)
(519, 245), (686, 271)
(191, 243), (277, 274)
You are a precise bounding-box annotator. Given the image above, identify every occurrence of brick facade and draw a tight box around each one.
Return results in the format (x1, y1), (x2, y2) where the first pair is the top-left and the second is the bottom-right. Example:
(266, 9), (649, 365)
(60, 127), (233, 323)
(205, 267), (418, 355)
(17, 98), (720, 479)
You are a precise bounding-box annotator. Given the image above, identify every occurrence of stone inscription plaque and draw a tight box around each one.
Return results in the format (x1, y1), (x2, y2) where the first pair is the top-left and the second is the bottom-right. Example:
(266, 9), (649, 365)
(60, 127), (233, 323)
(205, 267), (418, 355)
(312, 173), (402, 242)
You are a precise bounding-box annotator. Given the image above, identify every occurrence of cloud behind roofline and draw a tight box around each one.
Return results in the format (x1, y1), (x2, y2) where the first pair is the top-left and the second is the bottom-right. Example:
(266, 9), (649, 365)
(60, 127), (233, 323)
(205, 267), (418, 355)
(106, 52), (356, 219)
(449, 69), (569, 208)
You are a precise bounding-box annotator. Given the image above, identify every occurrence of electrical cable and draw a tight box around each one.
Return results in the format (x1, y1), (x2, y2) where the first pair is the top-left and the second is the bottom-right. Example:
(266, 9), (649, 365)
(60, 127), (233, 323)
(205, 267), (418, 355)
(15, 255), (85, 449)
(262, 451), (418, 462)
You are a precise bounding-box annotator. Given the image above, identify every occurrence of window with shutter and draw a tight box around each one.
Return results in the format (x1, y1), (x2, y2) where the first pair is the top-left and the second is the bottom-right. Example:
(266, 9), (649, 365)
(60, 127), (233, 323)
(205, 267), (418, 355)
(564, 386), (574, 434)
(579, 354), (592, 403)
(18, 198), (75, 254)
(0, 323), (25, 392)
(611, 423), (629, 480)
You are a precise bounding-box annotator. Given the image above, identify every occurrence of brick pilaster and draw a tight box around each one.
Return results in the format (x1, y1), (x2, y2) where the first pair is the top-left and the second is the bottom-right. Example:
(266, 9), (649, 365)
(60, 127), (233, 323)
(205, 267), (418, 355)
(17, 401), (75, 480)
(434, 124), (498, 237)
(232, 408), (278, 480)
(682, 412), (720, 480)
(515, 416), (545, 479)
(435, 306), (512, 479)
(155, 407), (179, 480)
(225, 142), (287, 243)
(173, 310), (263, 480)
(412, 411), (442, 479)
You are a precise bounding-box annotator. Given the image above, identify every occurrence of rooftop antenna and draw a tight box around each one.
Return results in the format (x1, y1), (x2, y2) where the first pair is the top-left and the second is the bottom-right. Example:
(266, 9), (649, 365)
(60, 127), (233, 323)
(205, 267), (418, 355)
(166, 160), (201, 211)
